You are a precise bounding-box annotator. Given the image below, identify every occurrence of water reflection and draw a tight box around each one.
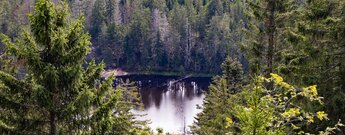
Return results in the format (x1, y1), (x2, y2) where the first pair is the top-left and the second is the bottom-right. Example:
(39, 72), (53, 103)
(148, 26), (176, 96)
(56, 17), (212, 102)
(117, 75), (211, 133)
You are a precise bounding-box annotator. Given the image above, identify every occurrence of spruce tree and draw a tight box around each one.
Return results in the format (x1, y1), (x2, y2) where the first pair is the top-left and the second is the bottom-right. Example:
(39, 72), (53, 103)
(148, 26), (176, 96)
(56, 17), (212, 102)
(90, 0), (106, 41)
(221, 56), (244, 94)
(242, 0), (345, 132)
(242, 0), (301, 76)
(0, 0), (145, 134)
(293, 0), (345, 130)
(191, 56), (244, 134)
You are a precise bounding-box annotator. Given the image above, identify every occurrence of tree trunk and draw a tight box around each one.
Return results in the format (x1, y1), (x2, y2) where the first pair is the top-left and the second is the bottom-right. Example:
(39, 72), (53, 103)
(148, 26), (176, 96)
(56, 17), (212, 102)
(50, 88), (58, 135)
(266, 0), (276, 77)
(50, 111), (56, 135)
(341, 46), (345, 91)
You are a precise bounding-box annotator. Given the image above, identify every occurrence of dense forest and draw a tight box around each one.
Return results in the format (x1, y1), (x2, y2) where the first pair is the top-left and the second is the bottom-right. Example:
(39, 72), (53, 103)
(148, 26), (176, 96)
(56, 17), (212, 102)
(0, 0), (345, 134)
(0, 0), (248, 74)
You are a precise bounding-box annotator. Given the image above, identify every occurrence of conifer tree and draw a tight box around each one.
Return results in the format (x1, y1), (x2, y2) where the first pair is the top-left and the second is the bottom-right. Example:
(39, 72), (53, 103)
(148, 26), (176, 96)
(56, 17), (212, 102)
(221, 56), (244, 94)
(90, 0), (106, 41)
(242, 0), (301, 76)
(239, 0), (345, 132)
(0, 0), (145, 134)
(191, 56), (244, 134)
(105, 0), (116, 24)
(293, 0), (345, 130)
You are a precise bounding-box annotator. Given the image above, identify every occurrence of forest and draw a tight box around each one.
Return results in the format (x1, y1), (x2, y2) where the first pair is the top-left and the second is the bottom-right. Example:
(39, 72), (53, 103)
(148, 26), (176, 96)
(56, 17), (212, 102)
(1, 0), (249, 74)
(0, 0), (344, 134)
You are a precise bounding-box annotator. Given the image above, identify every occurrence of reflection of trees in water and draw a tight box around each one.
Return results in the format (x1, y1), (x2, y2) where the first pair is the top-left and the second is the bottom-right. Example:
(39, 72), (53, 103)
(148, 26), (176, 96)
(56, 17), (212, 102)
(168, 82), (185, 133)
(119, 77), (208, 110)
(140, 86), (164, 109)
(169, 81), (201, 133)
(139, 79), (205, 108)
(117, 75), (210, 133)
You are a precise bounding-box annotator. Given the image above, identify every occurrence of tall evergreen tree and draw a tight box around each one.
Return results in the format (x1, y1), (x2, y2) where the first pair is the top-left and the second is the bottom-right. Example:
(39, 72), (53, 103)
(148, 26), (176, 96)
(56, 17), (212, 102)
(242, 0), (300, 76)
(105, 0), (116, 24)
(0, 0), (145, 134)
(191, 56), (244, 134)
(90, 0), (106, 41)
(293, 0), (345, 130)
(221, 56), (244, 94)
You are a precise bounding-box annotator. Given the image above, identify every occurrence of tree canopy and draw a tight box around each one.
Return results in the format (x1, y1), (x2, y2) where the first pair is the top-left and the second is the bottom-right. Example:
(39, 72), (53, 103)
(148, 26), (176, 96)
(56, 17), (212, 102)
(0, 0), (344, 134)
(0, 0), (147, 134)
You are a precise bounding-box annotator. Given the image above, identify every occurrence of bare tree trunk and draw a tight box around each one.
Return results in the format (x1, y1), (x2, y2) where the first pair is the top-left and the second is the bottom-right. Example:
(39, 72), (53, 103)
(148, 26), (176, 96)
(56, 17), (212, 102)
(50, 111), (56, 135)
(266, 0), (276, 77)
(50, 89), (58, 135)
(341, 45), (345, 90)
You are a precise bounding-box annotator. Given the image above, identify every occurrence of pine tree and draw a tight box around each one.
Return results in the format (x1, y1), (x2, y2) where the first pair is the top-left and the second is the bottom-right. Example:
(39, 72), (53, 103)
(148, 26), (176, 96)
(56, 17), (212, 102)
(241, 0), (345, 132)
(191, 56), (244, 134)
(0, 0), (145, 134)
(0, 0), (23, 38)
(242, 0), (301, 76)
(105, 0), (116, 24)
(90, 0), (106, 41)
(292, 0), (345, 130)
(123, 5), (151, 70)
(101, 24), (126, 68)
(221, 56), (244, 94)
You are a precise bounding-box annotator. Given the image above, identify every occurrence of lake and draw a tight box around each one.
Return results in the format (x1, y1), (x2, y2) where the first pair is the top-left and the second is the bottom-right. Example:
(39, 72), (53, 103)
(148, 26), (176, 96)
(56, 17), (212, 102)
(116, 75), (212, 134)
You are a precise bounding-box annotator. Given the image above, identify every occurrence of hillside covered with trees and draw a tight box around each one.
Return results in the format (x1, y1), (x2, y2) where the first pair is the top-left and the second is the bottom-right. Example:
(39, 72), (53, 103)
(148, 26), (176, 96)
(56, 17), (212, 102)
(0, 0), (345, 134)
(1, 0), (248, 74)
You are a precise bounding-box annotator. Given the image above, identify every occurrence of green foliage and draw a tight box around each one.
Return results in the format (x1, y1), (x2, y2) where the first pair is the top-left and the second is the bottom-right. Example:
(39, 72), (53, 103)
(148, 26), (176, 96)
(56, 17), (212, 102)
(0, 0), (23, 37)
(85, 0), (247, 74)
(90, 0), (106, 40)
(241, 0), (345, 131)
(194, 73), (343, 134)
(221, 56), (244, 94)
(1, 0), (344, 134)
(0, 0), (146, 134)
(295, 1), (345, 127)
(0, 0), (248, 74)
(191, 78), (235, 134)
(191, 56), (244, 134)
(227, 74), (343, 134)
(242, 0), (302, 75)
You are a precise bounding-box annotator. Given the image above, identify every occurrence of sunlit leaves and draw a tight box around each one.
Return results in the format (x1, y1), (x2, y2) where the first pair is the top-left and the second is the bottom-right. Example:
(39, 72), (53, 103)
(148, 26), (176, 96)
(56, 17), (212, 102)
(225, 117), (233, 129)
(224, 74), (340, 134)
(282, 108), (301, 119)
(317, 111), (328, 121)
(301, 85), (323, 104)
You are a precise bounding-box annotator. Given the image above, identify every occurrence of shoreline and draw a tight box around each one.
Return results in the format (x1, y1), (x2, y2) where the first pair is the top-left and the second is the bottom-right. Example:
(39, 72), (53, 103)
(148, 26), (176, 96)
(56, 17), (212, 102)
(102, 69), (217, 78)
(126, 71), (216, 77)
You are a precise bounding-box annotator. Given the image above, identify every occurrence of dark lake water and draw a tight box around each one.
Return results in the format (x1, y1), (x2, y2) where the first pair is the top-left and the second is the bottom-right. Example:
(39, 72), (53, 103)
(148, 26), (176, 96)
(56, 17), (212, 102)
(116, 75), (211, 133)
